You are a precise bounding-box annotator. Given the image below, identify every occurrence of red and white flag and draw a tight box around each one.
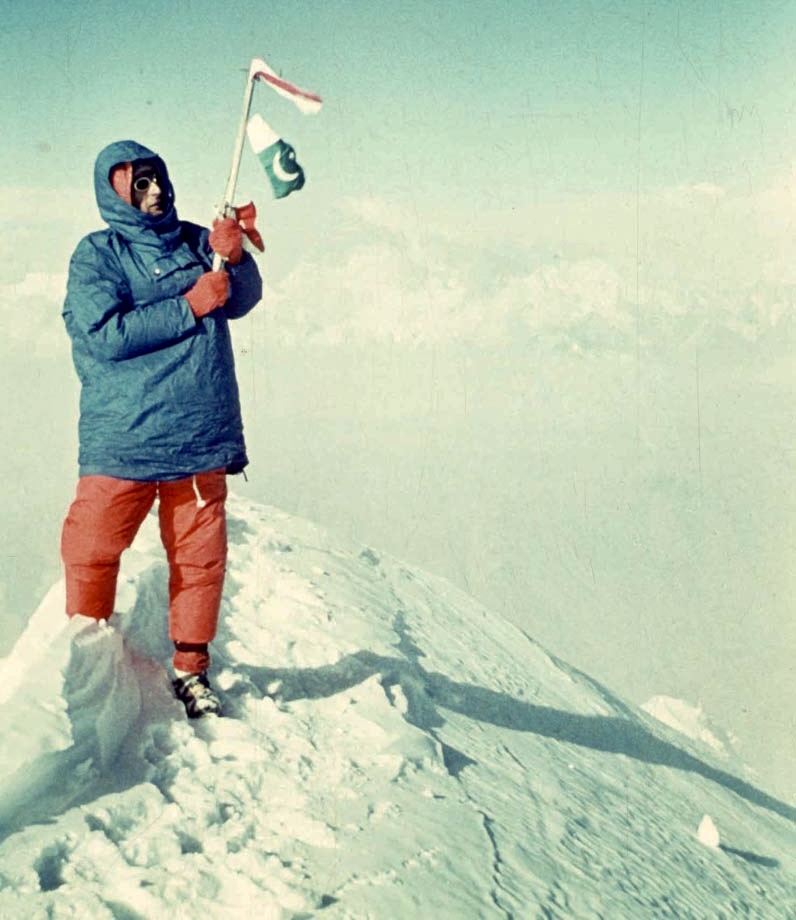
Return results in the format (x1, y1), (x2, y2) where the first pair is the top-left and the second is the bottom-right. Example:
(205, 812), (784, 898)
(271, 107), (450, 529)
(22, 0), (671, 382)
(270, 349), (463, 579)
(249, 57), (322, 115)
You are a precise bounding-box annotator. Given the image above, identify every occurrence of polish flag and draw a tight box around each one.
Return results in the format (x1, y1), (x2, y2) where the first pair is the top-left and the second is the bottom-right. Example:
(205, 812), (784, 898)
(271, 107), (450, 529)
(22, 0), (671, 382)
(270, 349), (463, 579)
(249, 57), (323, 115)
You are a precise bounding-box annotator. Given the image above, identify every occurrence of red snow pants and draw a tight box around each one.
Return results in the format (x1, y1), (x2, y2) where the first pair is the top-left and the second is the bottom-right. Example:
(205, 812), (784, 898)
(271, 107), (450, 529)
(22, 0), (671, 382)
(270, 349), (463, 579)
(60, 469), (228, 674)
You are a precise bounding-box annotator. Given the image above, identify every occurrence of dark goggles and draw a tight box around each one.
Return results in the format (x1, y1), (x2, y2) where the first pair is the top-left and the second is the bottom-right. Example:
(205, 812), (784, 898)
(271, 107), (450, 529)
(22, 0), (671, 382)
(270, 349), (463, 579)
(132, 174), (162, 193)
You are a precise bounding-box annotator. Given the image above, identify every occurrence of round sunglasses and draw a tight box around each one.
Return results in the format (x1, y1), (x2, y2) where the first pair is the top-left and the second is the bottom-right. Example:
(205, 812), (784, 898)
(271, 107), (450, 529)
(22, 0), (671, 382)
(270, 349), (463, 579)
(133, 174), (162, 193)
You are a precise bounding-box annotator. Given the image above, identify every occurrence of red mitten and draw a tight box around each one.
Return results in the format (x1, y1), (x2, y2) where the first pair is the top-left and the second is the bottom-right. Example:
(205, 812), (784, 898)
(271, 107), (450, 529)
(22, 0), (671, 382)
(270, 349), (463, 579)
(184, 271), (230, 318)
(208, 217), (244, 265)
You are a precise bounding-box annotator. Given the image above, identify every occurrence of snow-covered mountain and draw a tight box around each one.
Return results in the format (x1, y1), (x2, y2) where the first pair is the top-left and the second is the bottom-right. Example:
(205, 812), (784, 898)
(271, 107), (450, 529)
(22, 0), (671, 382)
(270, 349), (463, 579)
(0, 494), (793, 918)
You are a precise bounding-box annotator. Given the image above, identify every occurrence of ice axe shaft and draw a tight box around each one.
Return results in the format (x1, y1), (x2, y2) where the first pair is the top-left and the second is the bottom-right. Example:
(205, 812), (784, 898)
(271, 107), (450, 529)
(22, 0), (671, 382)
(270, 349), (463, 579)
(213, 66), (258, 271)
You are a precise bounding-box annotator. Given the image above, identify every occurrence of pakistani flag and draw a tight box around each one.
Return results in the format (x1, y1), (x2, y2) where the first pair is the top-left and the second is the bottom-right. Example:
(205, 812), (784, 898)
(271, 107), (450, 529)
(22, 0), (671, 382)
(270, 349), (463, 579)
(246, 114), (305, 199)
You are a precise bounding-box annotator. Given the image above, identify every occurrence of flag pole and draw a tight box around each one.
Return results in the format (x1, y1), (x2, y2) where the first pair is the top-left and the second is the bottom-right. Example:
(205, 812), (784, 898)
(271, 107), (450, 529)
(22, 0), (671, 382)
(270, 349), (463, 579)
(213, 64), (257, 270)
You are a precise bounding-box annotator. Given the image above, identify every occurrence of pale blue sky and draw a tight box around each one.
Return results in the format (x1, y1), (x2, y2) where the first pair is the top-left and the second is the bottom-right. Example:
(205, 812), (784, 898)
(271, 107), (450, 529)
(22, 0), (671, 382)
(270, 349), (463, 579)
(0, 0), (791, 306)
(0, 0), (792, 214)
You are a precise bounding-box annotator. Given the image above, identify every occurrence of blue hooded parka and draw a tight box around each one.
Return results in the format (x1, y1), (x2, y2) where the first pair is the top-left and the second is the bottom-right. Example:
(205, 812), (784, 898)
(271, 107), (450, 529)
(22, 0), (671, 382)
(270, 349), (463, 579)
(63, 140), (262, 480)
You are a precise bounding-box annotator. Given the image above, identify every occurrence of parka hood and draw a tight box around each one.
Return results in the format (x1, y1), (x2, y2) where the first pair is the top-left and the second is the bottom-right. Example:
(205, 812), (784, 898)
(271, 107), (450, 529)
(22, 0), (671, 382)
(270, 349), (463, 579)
(94, 140), (180, 246)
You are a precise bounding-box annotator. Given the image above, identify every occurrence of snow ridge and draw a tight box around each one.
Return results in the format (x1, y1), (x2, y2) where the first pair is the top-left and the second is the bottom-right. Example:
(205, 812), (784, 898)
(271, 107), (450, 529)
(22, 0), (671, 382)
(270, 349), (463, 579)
(0, 494), (793, 918)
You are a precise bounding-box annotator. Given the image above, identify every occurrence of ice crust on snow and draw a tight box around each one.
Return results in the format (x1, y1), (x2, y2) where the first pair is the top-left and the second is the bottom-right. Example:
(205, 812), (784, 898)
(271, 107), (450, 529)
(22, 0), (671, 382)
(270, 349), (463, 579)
(0, 494), (793, 918)
(641, 695), (741, 759)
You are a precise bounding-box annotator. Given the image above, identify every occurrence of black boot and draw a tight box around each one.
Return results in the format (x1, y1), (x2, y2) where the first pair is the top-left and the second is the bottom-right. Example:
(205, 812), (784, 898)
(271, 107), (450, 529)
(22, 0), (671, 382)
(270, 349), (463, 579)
(173, 671), (222, 718)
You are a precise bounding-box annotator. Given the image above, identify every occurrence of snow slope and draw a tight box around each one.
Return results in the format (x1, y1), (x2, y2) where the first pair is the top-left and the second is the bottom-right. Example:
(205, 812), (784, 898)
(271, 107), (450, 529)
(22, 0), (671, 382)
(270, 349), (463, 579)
(0, 494), (793, 918)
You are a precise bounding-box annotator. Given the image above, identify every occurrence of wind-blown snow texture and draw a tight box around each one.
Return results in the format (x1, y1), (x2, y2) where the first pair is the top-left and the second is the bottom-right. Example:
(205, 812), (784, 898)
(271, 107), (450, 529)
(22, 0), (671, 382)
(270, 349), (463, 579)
(0, 495), (793, 918)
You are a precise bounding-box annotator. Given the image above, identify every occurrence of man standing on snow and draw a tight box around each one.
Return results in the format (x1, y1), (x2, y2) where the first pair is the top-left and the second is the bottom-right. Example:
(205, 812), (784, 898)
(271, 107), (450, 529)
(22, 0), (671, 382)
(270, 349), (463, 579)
(61, 139), (262, 718)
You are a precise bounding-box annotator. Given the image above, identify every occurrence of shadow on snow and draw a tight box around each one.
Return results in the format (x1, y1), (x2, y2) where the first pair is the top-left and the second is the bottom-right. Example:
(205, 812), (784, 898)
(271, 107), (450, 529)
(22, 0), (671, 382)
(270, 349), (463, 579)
(219, 618), (795, 828)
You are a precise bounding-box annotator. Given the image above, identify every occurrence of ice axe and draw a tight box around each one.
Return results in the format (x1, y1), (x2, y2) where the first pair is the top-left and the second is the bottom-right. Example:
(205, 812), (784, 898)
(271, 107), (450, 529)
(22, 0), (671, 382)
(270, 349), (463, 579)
(212, 67), (265, 270)
(211, 57), (321, 269)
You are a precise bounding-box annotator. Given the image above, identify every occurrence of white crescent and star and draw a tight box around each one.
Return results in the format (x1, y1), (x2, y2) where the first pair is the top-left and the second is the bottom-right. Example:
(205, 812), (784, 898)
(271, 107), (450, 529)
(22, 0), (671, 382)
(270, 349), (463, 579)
(272, 151), (300, 183)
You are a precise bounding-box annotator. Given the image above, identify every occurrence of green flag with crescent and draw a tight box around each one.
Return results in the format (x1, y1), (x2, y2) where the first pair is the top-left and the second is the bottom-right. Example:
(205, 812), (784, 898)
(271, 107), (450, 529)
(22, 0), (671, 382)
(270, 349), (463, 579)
(246, 114), (305, 199)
